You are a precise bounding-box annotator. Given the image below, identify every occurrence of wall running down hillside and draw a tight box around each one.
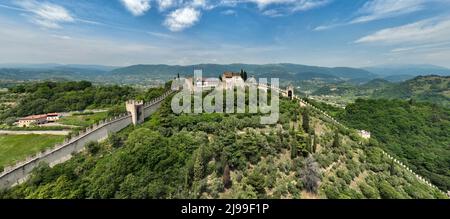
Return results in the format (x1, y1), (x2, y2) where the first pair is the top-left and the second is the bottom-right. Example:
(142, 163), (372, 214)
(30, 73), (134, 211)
(257, 82), (448, 197)
(0, 90), (174, 189)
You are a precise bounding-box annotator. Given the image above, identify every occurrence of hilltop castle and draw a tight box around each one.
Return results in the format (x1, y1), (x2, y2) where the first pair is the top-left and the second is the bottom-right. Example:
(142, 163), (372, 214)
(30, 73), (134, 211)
(180, 69), (247, 92)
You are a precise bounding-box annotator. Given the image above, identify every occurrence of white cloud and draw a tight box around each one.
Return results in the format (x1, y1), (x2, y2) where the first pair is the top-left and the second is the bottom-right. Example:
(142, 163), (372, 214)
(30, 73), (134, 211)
(223, 0), (331, 14)
(120, 0), (151, 16)
(15, 0), (74, 29)
(147, 31), (176, 39)
(355, 17), (450, 44)
(156, 0), (176, 11)
(390, 42), (450, 53)
(290, 0), (331, 12)
(164, 7), (201, 31)
(124, 0), (331, 30)
(262, 9), (284, 17)
(50, 34), (72, 40)
(221, 9), (236, 15)
(315, 0), (449, 31)
(350, 0), (426, 24)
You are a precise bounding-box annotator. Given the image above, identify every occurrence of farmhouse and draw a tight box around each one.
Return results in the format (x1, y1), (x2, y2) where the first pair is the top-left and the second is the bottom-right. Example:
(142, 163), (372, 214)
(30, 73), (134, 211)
(17, 113), (61, 127)
(18, 114), (47, 127)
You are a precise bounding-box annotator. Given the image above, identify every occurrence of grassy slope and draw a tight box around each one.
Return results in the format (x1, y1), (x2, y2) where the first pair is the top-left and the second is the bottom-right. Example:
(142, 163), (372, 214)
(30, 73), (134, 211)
(0, 134), (65, 168)
(59, 112), (108, 127)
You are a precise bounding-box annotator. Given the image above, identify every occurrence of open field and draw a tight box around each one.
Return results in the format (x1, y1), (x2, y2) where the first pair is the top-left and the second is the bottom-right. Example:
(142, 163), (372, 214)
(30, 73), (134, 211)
(59, 112), (108, 127)
(0, 134), (65, 168)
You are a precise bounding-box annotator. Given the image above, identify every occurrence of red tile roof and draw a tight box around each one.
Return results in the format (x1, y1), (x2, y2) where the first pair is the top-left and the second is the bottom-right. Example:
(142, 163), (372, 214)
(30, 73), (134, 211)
(19, 114), (47, 120)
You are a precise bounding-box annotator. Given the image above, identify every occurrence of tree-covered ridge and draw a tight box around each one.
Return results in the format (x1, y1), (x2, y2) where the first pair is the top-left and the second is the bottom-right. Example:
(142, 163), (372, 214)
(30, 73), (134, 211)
(0, 92), (445, 199)
(310, 75), (450, 107)
(373, 76), (450, 107)
(337, 99), (450, 191)
(0, 81), (171, 123)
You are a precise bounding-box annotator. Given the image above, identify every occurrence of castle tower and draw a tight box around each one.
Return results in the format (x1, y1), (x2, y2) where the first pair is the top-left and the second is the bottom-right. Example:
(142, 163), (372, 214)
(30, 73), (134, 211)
(286, 85), (294, 100)
(126, 100), (144, 125)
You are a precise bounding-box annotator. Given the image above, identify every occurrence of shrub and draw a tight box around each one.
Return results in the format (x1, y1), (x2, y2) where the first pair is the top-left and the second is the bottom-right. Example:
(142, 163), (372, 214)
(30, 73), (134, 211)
(301, 156), (321, 193)
(86, 141), (100, 155)
(247, 170), (266, 196)
(323, 185), (340, 199)
(359, 182), (380, 199)
(378, 181), (403, 199)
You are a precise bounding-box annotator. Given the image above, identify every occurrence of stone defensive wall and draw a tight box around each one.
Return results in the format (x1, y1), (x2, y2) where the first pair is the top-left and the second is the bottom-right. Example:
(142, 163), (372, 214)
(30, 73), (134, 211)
(0, 90), (173, 189)
(257, 82), (448, 197)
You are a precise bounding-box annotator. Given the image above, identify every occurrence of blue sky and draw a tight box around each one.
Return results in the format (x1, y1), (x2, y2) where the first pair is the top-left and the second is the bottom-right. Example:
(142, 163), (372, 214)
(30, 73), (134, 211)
(0, 0), (449, 67)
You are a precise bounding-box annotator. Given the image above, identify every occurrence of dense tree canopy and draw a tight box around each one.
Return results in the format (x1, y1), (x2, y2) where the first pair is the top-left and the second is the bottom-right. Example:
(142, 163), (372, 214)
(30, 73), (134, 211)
(1, 81), (139, 121)
(337, 99), (450, 191)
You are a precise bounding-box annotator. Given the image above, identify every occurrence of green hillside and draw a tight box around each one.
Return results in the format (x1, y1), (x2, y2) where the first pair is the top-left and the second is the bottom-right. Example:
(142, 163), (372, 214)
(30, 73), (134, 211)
(373, 76), (450, 107)
(1, 93), (445, 199)
(336, 99), (450, 191)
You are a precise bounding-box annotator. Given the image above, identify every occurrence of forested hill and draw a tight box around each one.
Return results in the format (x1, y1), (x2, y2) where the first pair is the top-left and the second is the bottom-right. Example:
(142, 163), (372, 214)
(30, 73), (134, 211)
(372, 75), (450, 107)
(0, 81), (168, 123)
(111, 63), (377, 81)
(310, 75), (449, 107)
(1, 63), (377, 84)
(1, 91), (445, 199)
(337, 99), (450, 191)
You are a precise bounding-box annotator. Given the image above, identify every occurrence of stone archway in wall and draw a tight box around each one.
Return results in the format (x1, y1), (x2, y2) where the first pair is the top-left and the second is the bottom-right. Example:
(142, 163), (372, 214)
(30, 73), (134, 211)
(286, 85), (294, 100)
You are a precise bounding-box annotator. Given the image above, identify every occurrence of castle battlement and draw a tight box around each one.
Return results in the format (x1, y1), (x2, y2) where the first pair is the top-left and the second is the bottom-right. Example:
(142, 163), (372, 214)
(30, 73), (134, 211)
(126, 100), (144, 105)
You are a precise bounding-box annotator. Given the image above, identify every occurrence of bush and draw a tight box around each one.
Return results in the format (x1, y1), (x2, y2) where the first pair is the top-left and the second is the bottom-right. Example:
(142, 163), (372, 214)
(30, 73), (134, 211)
(86, 141), (101, 155)
(323, 185), (340, 199)
(359, 182), (380, 199)
(247, 171), (266, 196)
(301, 156), (321, 193)
(378, 181), (403, 199)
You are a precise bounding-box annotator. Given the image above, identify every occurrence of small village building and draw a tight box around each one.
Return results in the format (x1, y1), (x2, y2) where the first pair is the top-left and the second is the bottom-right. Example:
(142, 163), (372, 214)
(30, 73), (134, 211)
(222, 72), (245, 89)
(195, 77), (220, 89)
(18, 114), (47, 127)
(46, 113), (61, 122)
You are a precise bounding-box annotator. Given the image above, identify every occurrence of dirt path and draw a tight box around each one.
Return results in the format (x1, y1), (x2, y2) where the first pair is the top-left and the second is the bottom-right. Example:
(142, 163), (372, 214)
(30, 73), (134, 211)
(349, 171), (368, 190)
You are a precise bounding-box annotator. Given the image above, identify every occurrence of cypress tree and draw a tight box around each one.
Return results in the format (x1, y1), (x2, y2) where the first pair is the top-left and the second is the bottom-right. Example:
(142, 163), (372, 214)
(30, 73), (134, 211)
(302, 109), (310, 133)
(313, 134), (318, 153)
(291, 140), (298, 159)
(332, 130), (340, 148)
(193, 153), (204, 182)
(223, 164), (232, 189)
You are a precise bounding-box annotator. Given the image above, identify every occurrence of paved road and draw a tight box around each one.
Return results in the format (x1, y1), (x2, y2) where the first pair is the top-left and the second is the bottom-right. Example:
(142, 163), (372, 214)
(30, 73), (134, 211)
(0, 130), (70, 135)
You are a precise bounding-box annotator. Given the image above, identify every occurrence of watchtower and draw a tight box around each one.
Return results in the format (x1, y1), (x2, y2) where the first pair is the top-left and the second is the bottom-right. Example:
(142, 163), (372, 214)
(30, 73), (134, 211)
(286, 85), (294, 100)
(126, 100), (144, 125)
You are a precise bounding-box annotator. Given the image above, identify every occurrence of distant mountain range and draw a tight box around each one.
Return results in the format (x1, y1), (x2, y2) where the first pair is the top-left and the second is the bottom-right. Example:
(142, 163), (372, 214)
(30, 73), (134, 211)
(110, 63), (377, 82)
(1, 63), (450, 85)
(364, 64), (450, 82)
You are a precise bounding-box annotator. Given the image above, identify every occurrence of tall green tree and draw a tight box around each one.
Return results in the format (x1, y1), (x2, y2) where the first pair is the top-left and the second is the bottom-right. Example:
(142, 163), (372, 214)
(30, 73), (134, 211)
(223, 164), (232, 189)
(302, 109), (310, 133)
(332, 130), (340, 148)
(313, 134), (318, 153)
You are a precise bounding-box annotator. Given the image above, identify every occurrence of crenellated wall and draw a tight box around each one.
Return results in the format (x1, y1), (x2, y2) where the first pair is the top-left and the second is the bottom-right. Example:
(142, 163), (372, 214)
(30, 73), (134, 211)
(257, 82), (447, 197)
(0, 91), (173, 189)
